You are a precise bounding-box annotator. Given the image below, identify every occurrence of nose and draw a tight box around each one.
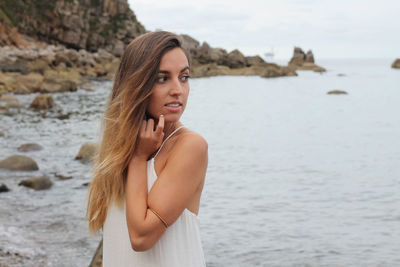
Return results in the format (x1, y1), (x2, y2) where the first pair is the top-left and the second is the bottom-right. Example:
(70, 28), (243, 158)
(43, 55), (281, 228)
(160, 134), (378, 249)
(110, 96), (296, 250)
(169, 76), (183, 96)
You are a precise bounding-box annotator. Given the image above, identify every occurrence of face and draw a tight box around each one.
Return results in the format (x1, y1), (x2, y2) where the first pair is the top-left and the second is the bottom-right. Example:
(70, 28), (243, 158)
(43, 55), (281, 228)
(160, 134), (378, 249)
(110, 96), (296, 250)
(146, 47), (190, 123)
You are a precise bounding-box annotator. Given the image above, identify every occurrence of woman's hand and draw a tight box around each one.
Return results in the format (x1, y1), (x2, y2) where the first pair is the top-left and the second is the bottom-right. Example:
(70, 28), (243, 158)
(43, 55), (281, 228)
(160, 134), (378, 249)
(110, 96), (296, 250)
(134, 114), (165, 160)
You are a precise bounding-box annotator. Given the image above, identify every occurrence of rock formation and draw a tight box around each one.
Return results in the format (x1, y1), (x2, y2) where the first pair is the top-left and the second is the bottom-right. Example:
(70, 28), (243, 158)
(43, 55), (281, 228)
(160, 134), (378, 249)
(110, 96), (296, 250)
(392, 59), (400, 69)
(180, 35), (296, 78)
(288, 47), (326, 72)
(0, 0), (145, 56)
(0, 0), (297, 96)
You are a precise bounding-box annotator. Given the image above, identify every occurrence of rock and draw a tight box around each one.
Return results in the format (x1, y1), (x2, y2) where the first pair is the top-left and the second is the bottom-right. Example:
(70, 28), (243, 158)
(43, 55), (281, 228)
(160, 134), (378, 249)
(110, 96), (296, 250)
(305, 50), (315, 63)
(191, 63), (231, 77)
(0, 94), (22, 109)
(288, 47), (325, 72)
(180, 34), (200, 55)
(18, 176), (52, 190)
(0, 1), (146, 54)
(225, 49), (246, 69)
(337, 73), (346, 77)
(30, 94), (55, 110)
(41, 70), (79, 93)
(27, 58), (51, 74)
(191, 62), (297, 78)
(18, 143), (43, 152)
(0, 155), (39, 171)
(327, 90), (348, 95)
(0, 131), (4, 137)
(245, 56), (264, 66)
(0, 183), (10, 193)
(0, 72), (17, 93)
(41, 80), (77, 93)
(289, 47), (306, 66)
(196, 42), (227, 65)
(18, 73), (44, 93)
(75, 143), (98, 164)
(55, 51), (73, 67)
(0, 58), (29, 74)
(54, 173), (72, 180)
(391, 59), (400, 69)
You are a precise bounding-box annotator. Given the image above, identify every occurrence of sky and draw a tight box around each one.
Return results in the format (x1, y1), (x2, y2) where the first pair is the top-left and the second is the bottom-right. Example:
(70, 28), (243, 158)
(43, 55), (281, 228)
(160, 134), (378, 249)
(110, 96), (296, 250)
(127, 0), (400, 60)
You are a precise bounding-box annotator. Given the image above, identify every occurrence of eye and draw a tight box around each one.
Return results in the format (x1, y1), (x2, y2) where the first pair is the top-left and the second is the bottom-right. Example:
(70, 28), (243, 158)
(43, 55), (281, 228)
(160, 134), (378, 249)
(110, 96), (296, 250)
(181, 75), (190, 82)
(157, 76), (167, 83)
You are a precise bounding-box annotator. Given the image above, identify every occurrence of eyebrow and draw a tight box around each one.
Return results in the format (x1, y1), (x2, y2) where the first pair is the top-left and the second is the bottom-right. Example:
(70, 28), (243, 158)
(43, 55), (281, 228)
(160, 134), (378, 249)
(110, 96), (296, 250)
(158, 66), (190, 74)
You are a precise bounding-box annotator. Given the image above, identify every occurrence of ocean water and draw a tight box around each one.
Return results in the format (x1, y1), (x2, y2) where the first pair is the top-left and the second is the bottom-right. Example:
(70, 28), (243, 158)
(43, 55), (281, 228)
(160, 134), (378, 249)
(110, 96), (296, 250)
(0, 58), (399, 266)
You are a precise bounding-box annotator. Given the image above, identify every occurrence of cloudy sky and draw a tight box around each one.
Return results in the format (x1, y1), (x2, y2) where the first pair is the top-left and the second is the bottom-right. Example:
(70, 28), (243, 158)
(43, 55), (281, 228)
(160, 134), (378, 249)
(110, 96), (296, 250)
(128, 0), (399, 60)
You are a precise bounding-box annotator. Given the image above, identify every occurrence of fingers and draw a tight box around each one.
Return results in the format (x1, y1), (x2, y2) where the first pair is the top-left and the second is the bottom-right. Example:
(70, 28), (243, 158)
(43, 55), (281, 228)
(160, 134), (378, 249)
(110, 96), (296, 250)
(146, 118), (154, 133)
(155, 114), (164, 136)
(140, 120), (146, 134)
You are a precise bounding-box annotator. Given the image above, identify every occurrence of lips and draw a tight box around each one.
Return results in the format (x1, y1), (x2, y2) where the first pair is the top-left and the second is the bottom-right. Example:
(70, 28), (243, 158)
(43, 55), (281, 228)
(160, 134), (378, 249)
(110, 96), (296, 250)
(165, 101), (182, 107)
(164, 101), (182, 112)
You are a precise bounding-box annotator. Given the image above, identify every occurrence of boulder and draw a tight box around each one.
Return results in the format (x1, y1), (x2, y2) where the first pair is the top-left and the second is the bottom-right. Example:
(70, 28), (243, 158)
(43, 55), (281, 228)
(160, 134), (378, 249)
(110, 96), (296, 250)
(392, 59), (400, 69)
(26, 58), (51, 74)
(41, 70), (79, 93)
(305, 50), (315, 63)
(0, 155), (39, 171)
(0, 94), (22, 109)
(327, 90), (348, 95)
(0, 58), (29, 74)
(18, 143), (43, 152)
(18, 72), (44, 93)
(245, 56), (264, 67)
(30, 94), (55, 110)
(225, 49), (246, 68)
(0, 73), (21, 94)
(54, 173), (72, 180)
(196, 42), (227, 65)
(75, 143), (98, 164)
(180, 34), (200, 55)
(288, 47), (325, 72)
(0, 130), (4, 137)
(0, 183), (10, 193)
(18, 176), (52, 190)
(289, 47), (306, 66)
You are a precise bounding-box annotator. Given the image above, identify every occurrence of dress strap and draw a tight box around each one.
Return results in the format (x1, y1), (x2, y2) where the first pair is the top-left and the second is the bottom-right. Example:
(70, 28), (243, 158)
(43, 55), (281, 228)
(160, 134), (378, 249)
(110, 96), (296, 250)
(153, 125), (185, 159)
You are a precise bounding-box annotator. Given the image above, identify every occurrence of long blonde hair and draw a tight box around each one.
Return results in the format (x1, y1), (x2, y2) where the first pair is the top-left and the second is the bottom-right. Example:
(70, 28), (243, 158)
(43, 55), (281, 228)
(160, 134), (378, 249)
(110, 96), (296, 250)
(86, 31), (189, 233)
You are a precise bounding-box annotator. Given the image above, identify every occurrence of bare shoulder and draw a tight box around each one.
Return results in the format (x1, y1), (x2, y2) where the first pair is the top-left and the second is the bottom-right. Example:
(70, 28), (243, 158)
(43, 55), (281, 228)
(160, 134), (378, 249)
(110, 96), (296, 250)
(174, 128), (208, 155)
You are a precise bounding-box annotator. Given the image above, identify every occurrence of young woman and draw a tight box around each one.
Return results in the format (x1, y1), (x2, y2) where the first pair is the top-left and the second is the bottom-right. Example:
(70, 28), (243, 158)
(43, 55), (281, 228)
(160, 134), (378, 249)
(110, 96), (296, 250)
(86, 31), (208, 266)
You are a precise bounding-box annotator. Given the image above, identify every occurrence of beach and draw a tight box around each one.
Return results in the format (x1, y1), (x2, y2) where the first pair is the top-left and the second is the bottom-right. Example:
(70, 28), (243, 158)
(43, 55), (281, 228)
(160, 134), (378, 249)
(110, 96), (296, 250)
(1, 58), (399, 266)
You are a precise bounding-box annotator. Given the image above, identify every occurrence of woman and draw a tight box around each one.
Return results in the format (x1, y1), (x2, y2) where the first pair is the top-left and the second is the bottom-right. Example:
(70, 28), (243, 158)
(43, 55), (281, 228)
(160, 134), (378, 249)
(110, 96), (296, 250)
(86, 31), (208, 266)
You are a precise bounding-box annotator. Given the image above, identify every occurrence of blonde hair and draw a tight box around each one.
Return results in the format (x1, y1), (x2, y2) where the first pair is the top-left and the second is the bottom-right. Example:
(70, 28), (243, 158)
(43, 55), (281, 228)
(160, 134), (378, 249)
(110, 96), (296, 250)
(86, 31), (188, 233)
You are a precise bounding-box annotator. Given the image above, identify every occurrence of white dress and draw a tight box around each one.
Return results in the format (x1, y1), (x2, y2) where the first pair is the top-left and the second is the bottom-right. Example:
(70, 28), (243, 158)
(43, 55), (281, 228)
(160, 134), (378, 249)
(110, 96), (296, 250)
(103, 126), (206, 267)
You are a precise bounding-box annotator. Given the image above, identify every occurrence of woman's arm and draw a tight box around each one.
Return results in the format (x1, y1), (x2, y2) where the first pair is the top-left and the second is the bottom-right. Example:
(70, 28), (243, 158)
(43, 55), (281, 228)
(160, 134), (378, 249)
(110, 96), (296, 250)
(125, 116), (208, 251)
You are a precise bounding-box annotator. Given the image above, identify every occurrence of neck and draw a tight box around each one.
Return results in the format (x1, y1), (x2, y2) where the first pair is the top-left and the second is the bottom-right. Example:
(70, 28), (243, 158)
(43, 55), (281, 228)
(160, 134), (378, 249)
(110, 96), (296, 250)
(156, 120), (182, 141)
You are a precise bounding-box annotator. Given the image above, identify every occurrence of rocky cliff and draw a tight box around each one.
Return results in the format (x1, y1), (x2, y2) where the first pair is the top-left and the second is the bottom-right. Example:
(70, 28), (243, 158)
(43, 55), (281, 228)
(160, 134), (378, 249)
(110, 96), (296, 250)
(0, 0), (145, 56)
(0, 0), (298, 98)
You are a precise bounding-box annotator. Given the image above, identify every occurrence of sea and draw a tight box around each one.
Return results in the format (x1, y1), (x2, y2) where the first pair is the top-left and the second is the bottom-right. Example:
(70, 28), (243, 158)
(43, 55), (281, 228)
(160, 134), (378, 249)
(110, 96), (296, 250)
(0, 58), (399, 266)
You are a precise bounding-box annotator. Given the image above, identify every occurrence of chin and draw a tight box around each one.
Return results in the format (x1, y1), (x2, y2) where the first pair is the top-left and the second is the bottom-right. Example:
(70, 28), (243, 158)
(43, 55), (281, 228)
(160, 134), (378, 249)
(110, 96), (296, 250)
(162, 113), (182, 122)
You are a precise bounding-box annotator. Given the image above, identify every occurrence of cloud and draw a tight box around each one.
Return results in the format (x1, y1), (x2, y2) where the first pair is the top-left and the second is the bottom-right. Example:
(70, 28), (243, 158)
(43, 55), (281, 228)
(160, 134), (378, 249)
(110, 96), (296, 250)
(129, 0), (400, 58)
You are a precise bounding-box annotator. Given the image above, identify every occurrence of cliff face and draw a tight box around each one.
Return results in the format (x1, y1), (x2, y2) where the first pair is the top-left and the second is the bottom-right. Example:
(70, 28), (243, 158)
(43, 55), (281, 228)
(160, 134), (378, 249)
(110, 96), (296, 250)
(0, 0), (146, 56)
